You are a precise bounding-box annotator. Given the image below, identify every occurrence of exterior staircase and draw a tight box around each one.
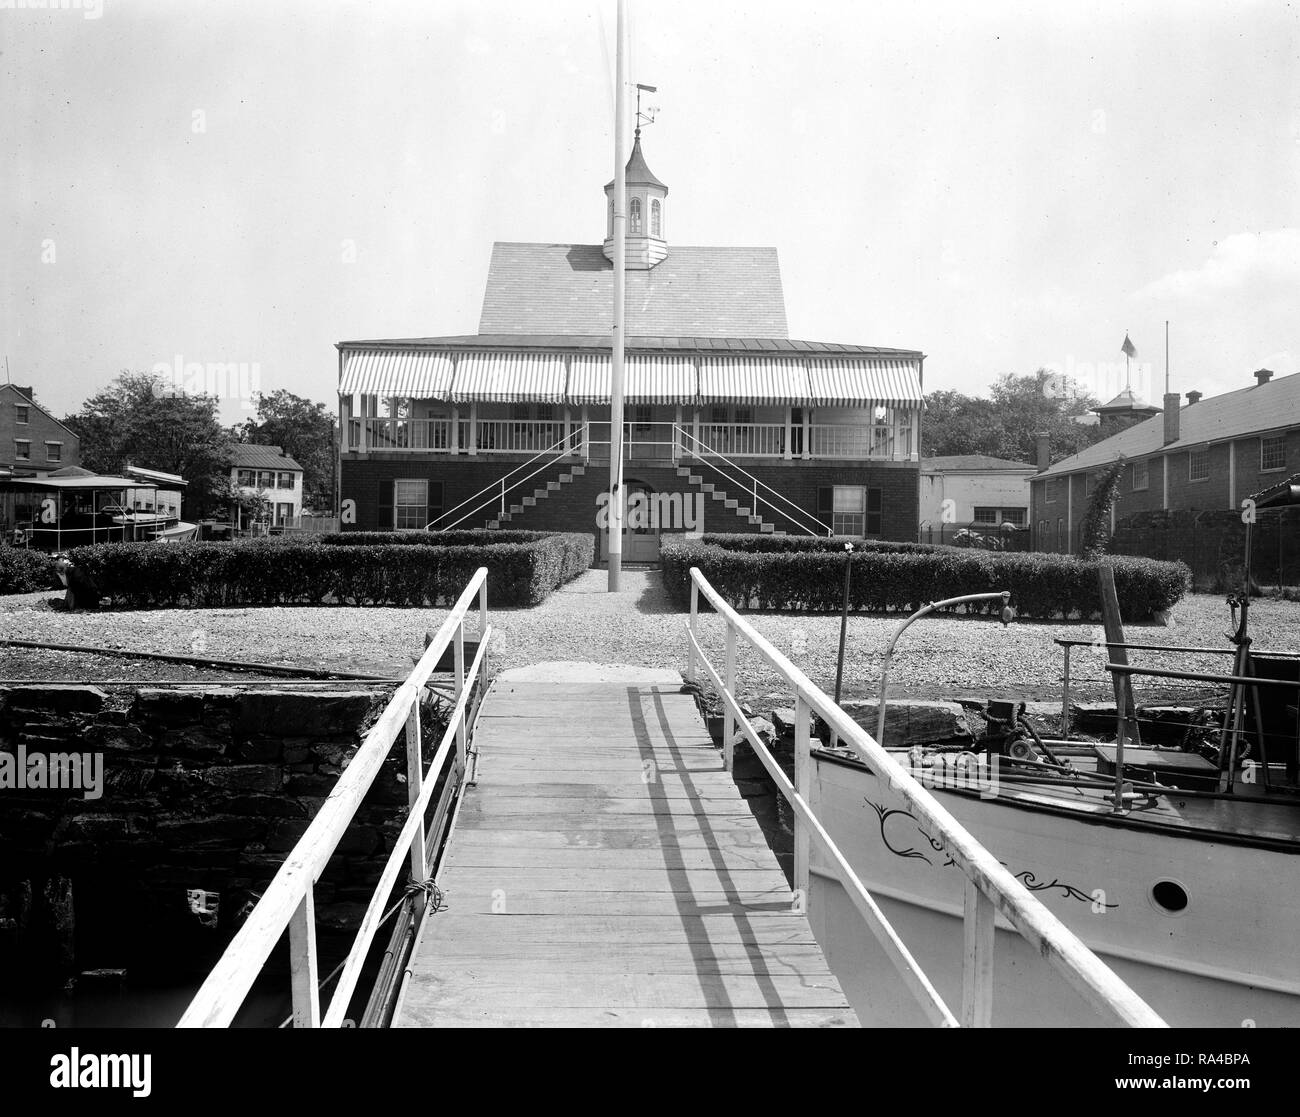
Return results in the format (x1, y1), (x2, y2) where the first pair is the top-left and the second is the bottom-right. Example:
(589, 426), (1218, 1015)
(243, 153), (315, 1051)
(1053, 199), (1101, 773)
(486, 463), (587, 529)
(674, 465), (784, 535)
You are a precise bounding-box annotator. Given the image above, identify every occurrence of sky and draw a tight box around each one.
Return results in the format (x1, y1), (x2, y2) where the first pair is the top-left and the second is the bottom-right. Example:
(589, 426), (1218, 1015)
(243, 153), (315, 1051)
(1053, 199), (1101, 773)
(3, 0), (1298, 424)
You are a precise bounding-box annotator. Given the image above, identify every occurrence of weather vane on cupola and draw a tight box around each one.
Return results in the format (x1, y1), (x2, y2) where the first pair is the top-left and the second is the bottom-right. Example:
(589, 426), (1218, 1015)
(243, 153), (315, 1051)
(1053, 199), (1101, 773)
(635, 83), (658, 137)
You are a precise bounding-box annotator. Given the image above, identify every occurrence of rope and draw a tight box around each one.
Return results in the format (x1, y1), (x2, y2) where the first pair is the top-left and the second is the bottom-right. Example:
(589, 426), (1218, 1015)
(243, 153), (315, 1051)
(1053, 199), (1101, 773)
(276, 876), (444, 1028)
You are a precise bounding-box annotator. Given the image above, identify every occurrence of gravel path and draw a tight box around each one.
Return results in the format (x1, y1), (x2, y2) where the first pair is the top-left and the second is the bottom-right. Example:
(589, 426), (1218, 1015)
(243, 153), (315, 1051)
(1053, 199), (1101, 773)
(3, 570), (1297, 706)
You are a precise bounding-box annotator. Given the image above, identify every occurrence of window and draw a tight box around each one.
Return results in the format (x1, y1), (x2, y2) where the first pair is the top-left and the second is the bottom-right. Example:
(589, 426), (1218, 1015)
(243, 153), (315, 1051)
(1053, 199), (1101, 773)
(536, 404), (555, 423)
(45, 442), (61, 462)
(14, 440), (30, 461)
(710, 406), (729, 425)
(15, 405), (28, 424)
(277, 472), (294, 489)
(236, 469), (255, 487)
(633, 404), (652, 430)
(733, 407), (753, 426)
(275, 502), (294, 525)
(1044, 478), (1056, 503)
(1189, 449), (1209, 482)
(1261, 435), (1287, 472)
(824, 486), (881, 536)
(394, 479), (428, 530)
(974, 507), (1026, 526)
(1057, 518), (1064, 551)
(257, 470), (275, 490)
(650, 198), (661, 237)
(630, 197), (642, 234)
(1132, 459), (1149, 491)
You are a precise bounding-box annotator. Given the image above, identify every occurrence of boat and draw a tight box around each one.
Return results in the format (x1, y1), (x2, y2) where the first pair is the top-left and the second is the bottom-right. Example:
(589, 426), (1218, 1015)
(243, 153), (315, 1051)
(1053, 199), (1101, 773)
(0, 465), (196, 550)
(807, 475), (1300, 1027)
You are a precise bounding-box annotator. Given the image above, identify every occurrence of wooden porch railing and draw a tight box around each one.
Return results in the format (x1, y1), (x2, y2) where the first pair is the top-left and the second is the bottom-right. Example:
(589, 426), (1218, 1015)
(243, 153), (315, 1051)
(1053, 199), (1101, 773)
(685, 567), (1167, 1028)
(177, 568), (491, 1028)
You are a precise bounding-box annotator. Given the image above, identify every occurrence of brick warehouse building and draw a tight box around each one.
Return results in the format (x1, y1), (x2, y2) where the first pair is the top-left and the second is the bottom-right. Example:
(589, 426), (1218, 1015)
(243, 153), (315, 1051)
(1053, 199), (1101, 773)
(336, 135), (925, 559)
(1030, 368), (1300, 563)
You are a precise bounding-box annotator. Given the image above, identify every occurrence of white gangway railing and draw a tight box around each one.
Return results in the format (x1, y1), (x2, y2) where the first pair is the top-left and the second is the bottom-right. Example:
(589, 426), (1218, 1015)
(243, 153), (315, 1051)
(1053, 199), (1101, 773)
(685, 567), (1167, 1028)
(178, 569), (492, 1028)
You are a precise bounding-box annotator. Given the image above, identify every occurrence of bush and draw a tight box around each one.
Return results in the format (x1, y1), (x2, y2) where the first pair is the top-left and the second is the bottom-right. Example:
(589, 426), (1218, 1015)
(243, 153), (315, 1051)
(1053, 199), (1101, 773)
(65, 532), (594, 610)
(0, 548), (57, 594)
(660, 536), (1190, 621)
(319, 530), (555, 547)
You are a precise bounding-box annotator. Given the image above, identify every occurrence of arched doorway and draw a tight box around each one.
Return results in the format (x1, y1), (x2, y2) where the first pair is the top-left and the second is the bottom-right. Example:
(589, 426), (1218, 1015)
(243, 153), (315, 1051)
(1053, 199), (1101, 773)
(600, 479), (661, 565)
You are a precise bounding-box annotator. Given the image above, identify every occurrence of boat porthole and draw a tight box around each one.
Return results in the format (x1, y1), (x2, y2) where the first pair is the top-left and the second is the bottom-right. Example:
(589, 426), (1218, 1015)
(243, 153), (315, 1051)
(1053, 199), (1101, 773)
(1149, 879), (1189, 915)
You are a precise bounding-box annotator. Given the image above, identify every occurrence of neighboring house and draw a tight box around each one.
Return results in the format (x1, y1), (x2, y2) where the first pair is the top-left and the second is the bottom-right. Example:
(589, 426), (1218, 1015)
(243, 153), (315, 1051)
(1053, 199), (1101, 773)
(918, 455), (1036, 543)
(0, 383), (80, 475)
(228, 443), (305, 528)
(1031, 369), (1300, 554)
(337, 133), (926, 558)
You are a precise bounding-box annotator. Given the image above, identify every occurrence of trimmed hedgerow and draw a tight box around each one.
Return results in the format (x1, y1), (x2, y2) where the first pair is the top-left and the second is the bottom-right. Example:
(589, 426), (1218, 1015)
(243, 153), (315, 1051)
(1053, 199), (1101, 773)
(66, 532), (594, 610)
(0, 548), (57, 594)
(660, 537), (1190, 621)
(319, 530), (556, 548)
(695, 532), (936, 555)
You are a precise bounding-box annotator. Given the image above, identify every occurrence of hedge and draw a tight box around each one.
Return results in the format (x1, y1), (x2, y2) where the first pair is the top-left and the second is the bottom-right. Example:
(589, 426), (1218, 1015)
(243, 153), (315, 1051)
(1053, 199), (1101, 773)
(660, 537), (1190, 621)
(319, 530), (557, 547)
(0, 548), (56, 594)
(64, 532), (594, 610)
(692, 532), (936, 555)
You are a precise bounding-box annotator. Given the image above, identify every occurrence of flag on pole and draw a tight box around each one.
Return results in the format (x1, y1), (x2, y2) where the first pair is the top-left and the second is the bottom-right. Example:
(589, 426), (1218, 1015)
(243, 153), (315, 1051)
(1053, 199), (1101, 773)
(1121, 334), (1137, 358)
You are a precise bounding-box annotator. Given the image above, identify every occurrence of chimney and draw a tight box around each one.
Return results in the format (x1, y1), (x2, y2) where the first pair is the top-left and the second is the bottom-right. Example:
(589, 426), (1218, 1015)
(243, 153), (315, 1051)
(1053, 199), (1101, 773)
(1163, 393), (1181, 445)
(1185, 390), (1202, 405)
(1254, 368), (1273, 386)
(11, 386), (34, 403)
(1035, 431), (1050, 473)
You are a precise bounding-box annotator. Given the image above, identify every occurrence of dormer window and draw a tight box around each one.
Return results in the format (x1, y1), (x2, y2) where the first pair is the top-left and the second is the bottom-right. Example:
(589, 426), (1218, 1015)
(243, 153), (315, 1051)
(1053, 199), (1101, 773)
(650, 199), (661, 238)
(630, 197), (642, 234)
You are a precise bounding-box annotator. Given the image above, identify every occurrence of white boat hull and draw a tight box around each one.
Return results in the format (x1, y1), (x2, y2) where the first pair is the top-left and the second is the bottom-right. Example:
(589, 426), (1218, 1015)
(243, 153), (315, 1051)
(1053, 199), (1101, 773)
(808, 752), (1300, 1027)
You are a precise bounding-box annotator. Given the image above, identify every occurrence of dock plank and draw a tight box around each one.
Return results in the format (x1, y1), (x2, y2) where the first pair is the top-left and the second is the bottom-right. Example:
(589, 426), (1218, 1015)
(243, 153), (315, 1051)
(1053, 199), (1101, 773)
(393, 673), (856, 1028)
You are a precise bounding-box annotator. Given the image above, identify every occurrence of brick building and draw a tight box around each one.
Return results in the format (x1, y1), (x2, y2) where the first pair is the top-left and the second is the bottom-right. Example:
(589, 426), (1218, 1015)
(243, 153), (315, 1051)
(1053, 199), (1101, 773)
(337, 135), (925, 559)
(0, 383), (80, 476)
(1031, 369), (1300, 555)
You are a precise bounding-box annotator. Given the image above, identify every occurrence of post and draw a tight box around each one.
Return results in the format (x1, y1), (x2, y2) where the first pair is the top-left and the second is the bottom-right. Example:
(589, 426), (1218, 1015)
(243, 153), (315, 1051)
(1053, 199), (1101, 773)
(478, 578), (490, 681)
(784, 407), (793, 461)
(1061, 644), (1072, 737)
(961, 879), (995, 1028)
(723, 622), (737, 771)
(288, 889), (320, 1028)
(794, 693), (811, 912)
(499, 478), (506, 518)
(692, 408), (700, 456)
(1098, 565), (1138, 811)
(454, 623), (467, 775)
(687, 576), (699, 683)
(468, 402), (478, 455)
(834, 543), (853, 706)
(607, 0), (627, 592)
(448, 406), (459, 454)
(673, 405), (682, 462)
(405, 696), (427, 919)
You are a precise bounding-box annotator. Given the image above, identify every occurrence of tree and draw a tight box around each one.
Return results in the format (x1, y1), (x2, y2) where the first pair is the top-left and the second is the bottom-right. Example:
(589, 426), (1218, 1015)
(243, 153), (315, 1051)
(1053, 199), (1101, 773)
(236, 390), (336, 512)
(921, 369), (1107, 466)
(63, 371), (235, 519)
(1078, 457), (1127, 558)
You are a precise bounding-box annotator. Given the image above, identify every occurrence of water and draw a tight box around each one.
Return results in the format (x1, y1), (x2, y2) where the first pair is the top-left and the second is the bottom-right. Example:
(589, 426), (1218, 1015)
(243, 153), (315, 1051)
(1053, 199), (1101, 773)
(0, 980), (288, 1029)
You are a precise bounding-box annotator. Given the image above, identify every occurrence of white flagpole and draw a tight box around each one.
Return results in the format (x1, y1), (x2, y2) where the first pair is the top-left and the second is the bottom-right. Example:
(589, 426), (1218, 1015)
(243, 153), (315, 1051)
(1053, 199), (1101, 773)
(607, 0), (627, 591)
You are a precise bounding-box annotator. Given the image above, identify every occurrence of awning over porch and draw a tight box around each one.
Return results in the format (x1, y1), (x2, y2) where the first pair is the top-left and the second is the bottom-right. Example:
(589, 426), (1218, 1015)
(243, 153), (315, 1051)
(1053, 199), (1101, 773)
(697, 356), (812, 405)
(567, 354), (697, 405)
(806, 357), (924, 407)
(339, 349), (455, 400)
(450, 351), (566, 404)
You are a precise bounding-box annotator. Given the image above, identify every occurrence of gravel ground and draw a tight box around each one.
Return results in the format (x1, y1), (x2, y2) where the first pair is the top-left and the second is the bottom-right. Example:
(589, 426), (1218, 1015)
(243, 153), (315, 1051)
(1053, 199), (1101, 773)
(2, 570), (1297, 706)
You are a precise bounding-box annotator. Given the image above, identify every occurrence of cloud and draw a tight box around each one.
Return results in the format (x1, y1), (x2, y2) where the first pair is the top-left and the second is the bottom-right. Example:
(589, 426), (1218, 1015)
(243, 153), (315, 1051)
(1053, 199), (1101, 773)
(1133, 229), (1300, 301)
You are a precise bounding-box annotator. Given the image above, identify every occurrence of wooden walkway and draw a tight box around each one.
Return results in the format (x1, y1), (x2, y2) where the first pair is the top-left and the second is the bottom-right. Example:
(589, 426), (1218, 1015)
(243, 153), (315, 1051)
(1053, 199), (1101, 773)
(393, 669), (857, 1027)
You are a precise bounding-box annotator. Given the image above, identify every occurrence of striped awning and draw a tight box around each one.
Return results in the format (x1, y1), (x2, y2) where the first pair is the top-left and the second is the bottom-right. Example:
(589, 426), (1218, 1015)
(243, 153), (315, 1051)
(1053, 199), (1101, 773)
(697, 356), (812, 405)
(339, 349), (455, 400)
(450, 352), (566, 404)
(566, 354), (697, 405)
(806, 357), (924, 407)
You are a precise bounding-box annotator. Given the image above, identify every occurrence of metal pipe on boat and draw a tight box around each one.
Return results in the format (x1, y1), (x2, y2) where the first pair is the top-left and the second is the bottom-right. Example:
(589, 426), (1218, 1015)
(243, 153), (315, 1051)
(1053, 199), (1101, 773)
(875, 591), (1012, 748)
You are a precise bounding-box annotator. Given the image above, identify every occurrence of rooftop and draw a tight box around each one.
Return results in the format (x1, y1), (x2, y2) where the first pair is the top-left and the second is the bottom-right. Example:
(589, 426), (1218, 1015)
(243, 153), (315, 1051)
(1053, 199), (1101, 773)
(1038, 371), (1300, 479)
(228, 444), (305, 472)
(921, 455), (1036, 472)
(476, 243), (789, 338)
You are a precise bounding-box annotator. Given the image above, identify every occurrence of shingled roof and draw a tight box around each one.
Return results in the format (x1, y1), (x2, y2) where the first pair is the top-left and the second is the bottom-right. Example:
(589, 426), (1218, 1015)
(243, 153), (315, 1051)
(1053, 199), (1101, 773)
(228, 444), (304, 472)
(477, 243), (789, 338)
(1038, 372), (1300, 479)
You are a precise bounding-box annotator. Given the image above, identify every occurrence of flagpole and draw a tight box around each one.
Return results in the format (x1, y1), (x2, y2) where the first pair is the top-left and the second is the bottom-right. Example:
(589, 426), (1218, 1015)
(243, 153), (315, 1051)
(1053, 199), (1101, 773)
(607, 0), (627, 592)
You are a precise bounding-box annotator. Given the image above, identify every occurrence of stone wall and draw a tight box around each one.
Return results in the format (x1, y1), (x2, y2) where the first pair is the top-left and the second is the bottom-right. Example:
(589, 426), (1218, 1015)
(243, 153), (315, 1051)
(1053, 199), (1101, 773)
(0, 683), (427, 990)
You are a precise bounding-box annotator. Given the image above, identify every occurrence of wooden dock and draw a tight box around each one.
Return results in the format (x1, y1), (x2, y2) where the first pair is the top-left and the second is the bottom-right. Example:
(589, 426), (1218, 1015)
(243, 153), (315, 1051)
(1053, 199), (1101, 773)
(393, 670), (857, 1027)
